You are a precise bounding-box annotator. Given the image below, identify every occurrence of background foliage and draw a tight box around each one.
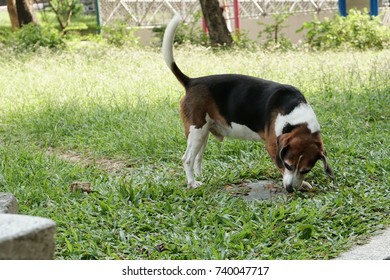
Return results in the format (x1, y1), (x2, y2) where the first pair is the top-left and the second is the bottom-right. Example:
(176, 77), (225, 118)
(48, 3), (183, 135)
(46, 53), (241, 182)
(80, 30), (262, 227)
(1, 7), (389, 51)
(298, 9), (390, 50)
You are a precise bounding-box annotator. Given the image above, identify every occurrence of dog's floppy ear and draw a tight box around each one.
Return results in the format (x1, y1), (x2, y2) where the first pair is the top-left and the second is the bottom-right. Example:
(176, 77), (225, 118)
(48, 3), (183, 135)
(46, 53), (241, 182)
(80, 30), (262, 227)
(276, 136), (289, 169)
(320, 151), (334, 180)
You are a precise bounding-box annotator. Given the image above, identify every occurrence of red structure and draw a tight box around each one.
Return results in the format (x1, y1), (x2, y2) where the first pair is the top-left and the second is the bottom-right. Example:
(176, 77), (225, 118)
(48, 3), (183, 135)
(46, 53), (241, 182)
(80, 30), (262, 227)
(233, 0), (240, 33)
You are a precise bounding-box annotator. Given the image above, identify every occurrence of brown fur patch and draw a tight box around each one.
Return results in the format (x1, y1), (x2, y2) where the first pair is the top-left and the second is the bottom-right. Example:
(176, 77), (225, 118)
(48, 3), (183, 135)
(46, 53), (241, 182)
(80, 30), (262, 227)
(180, 85), (228, 138)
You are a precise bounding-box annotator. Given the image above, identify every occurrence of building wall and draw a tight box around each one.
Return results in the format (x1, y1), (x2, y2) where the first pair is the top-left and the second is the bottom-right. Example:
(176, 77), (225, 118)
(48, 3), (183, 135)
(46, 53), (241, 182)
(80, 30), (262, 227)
(242, 11), (337, 44)
(135, 11), (337, 46)
(346, 0), (372, 10)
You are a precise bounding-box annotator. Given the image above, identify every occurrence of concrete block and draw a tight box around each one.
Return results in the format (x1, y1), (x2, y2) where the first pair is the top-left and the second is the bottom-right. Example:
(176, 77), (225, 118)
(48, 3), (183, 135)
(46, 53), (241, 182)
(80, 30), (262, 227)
(0, 193), (19, 214)
(335, 227), (390, 260)
(0, 214), (56, 260)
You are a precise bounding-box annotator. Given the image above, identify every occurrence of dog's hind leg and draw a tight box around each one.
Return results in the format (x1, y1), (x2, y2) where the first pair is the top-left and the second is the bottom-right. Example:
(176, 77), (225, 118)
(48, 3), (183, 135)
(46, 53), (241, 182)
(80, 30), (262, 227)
(182, 124), (209, 188)
(194, 133), (209, 177)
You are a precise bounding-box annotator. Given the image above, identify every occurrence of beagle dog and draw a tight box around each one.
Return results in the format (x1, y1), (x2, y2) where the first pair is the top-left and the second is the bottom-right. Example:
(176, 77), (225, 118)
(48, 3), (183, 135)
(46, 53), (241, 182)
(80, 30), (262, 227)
(162, 14), (334, 193)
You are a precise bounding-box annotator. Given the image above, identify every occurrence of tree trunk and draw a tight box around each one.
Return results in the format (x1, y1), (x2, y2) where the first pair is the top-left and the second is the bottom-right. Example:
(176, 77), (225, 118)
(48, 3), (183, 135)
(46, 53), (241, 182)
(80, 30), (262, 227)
(199, 0), (233, 47)
(7, 0), (38, 29)
(16, 0), (37, 26)
(6, 0), (19, 30)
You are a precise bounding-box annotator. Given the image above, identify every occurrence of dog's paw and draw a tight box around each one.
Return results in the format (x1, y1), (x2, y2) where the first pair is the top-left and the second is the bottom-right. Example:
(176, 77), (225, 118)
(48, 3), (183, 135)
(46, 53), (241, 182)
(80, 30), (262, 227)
(297, 181), (313, 192)
(188, 181), (203, 189)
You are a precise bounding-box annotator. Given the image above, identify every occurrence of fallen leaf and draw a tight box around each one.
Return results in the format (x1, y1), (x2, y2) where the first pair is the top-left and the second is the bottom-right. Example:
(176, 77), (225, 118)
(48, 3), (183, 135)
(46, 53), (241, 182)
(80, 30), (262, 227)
(69, 182), (93, 193)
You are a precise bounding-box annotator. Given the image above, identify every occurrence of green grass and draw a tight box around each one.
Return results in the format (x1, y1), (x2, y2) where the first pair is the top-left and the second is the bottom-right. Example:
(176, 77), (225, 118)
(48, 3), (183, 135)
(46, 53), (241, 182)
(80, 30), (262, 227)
(0, 46), (389, 259)
(0, 9), (12, 35)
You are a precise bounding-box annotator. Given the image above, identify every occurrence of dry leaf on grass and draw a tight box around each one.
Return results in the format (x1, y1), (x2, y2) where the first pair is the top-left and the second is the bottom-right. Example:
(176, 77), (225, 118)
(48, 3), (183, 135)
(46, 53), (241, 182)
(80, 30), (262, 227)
(69, 182), (93, 193)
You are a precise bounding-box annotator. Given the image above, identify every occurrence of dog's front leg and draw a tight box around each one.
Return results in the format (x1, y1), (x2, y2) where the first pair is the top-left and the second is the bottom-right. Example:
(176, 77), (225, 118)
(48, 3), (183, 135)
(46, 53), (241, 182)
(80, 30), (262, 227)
(182, 125), (209, 188)
(296, 181), (313, 191)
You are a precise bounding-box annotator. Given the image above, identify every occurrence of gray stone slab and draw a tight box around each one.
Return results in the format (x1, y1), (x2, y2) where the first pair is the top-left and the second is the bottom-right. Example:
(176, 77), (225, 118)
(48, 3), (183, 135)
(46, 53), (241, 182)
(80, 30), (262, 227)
(0, 193), (19, 214)
(244, 181), (287, 201)
(0, 214), (56, 260)
(225, 180), (286, 201)
(335, 227), (390, 260)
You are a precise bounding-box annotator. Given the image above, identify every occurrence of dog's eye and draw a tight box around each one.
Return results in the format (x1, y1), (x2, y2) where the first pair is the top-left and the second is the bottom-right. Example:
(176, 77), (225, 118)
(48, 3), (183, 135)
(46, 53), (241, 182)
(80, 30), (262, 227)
(300, 169), (310, 175)
(284, 162), (292, 171)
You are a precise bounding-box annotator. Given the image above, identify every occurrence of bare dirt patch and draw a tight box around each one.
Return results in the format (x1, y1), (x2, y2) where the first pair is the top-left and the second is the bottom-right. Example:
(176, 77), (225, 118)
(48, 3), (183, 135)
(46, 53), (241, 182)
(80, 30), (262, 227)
(46, 147), (136, 175)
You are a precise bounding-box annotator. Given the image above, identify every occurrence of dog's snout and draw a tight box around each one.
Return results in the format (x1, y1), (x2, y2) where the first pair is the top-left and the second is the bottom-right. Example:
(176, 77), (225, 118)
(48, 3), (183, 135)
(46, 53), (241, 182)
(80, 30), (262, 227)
(285, 184), (294, 193)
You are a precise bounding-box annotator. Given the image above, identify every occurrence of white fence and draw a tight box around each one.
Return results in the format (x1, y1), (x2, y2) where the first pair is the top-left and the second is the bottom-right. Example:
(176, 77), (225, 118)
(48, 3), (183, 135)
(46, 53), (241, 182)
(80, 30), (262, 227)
(98, 0), (340, 27)
(97, 0), (390, 27)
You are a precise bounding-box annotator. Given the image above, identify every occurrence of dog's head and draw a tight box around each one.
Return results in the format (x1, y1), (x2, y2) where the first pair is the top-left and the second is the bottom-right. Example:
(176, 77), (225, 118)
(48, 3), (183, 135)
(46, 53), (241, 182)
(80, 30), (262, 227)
(275, 124), (333, 193)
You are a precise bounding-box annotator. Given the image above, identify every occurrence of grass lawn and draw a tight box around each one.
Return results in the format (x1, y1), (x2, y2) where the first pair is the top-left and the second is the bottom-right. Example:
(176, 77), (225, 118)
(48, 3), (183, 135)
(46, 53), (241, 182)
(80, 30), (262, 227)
(0, 45), (389, 259)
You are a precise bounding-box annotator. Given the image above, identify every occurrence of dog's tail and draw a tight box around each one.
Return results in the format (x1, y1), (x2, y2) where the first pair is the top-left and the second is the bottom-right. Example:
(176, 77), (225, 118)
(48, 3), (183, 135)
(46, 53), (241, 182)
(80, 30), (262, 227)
(162, 14), (190, 87)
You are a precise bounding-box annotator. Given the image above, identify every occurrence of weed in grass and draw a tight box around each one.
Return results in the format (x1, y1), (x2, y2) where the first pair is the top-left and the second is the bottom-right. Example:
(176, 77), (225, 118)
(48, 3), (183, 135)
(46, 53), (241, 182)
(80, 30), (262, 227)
(0, 47), (389, 259)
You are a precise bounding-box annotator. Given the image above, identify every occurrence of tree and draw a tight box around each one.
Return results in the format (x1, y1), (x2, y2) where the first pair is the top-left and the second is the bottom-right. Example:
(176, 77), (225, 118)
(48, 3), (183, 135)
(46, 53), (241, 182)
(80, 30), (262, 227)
(199, 0), (233, 47)
(6, 0), (19, 30)
(48, 0), (84, 33)
(257, 13), (293, 50)
(7, 0), (38, 30)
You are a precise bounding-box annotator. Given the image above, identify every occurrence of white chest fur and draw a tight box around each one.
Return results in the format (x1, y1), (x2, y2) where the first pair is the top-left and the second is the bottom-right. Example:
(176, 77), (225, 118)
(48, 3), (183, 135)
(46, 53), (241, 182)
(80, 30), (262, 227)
(206, 115), (262, 141)
(222, 122), (262, 141)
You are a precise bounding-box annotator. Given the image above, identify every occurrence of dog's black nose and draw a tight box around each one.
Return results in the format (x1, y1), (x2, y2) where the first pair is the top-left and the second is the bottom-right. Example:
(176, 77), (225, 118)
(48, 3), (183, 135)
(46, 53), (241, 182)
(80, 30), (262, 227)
(286, 185), (294, 193)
